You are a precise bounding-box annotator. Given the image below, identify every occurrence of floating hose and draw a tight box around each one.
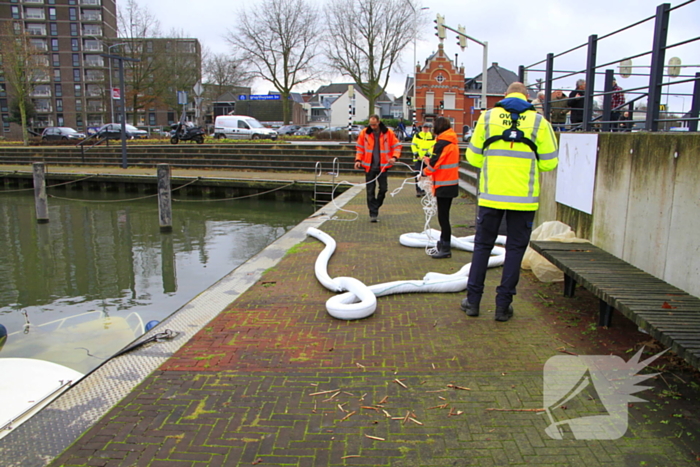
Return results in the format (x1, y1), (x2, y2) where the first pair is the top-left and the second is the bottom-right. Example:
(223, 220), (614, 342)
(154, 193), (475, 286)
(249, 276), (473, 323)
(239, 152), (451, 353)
(307, 227), (506, 320)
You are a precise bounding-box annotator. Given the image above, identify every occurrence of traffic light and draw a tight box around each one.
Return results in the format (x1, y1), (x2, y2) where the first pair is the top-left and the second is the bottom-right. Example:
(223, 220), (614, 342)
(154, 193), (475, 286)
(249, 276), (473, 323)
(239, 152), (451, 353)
(457, 25), (467, 50)
(406, 96), (412, 107)
(439, 100), (444, 110)
(434, 14), (446, 40)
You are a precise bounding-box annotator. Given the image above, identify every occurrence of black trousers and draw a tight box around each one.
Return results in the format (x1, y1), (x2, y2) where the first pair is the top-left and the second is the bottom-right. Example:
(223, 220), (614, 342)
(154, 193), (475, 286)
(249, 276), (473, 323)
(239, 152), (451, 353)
(437, 197), (453, 243)
(466, 206), (535, 308)
(365, 169), (388, 217)
(413, 160), (425, 194)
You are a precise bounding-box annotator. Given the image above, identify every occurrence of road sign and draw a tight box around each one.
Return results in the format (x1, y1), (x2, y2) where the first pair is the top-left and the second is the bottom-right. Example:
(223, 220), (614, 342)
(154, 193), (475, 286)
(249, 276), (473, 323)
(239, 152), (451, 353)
(193, 82), (203, 97)
(238, 95), (247, 100)
(249, 94), (280, 101)
(177, 91), (188, 105)
(668, 57), (682, 77)
(619, 59), (632, 78)
(111, 88), (120, 100)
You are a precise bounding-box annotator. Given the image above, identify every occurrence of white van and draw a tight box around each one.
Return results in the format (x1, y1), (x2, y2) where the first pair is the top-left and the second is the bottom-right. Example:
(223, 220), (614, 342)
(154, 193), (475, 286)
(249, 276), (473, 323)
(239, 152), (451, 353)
(213, 115), (278, 140)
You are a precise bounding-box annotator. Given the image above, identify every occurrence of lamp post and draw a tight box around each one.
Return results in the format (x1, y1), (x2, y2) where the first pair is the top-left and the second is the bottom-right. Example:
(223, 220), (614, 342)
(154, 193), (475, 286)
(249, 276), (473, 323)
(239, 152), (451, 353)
(408, 4), (429, 125)
(106, 42), (127, 123)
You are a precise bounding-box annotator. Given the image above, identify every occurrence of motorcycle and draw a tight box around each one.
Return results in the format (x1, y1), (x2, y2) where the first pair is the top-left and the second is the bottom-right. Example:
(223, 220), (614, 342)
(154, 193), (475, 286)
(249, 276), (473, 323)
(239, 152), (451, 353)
(170, 121), (205, 144)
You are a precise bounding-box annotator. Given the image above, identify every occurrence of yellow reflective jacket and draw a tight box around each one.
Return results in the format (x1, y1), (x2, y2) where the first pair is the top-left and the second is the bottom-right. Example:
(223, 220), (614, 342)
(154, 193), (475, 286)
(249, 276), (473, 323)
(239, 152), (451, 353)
(410, 131), (435, 161)
(465, 93), (558, 211)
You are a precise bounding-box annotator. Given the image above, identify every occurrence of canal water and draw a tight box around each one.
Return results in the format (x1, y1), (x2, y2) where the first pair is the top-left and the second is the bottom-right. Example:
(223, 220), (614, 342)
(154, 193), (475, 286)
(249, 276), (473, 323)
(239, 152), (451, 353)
(0, 190), (312, 374)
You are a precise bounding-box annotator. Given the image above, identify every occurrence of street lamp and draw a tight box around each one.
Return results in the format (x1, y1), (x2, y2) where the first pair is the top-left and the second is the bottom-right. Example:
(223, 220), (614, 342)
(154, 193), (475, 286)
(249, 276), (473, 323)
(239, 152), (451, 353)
(106, 42), (128, 123)
(408, 4), (429, 125)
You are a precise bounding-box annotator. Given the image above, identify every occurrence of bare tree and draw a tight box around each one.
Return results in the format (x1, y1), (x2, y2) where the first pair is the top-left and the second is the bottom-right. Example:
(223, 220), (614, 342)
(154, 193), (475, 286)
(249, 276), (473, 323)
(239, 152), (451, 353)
(159, 29), (202, 118)
(324, 0), (418, 118)
(226, 0), (321, 124)
(117, 0), (167, 125)
(203, 52), (253, 100)
(0, 22), (49, 145)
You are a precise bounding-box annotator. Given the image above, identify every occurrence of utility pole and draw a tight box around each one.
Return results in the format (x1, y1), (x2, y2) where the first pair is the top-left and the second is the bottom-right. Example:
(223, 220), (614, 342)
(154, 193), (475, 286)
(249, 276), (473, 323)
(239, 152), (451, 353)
(101, 52), (140, 169)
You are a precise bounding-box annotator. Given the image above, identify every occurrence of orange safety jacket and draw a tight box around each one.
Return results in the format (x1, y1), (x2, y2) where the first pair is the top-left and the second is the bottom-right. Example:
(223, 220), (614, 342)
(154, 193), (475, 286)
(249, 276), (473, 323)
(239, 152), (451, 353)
(355, 122), (402, 173)
(423, 128), (459, 196)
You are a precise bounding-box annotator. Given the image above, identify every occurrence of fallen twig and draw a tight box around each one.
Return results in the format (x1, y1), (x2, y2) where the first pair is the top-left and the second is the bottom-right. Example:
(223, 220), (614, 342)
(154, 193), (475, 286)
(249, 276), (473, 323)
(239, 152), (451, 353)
(364, 434), (385, 441)
(428, 403), (449, 410)
(394, 379), (408, 389)
(309, 388), (340, 396)
(447, 384), (471, 391)
(382, 409), (391, 418)
(355, 362), (366, 370)
(378, 395), (389, 404)
(486, 408), (545, 412)
(361, 406), (379, 412)
(409, 417), (423, 425)
(339, 410), (356, 422)
(557, 347), (578, 356)
(341, 455), (361, 459)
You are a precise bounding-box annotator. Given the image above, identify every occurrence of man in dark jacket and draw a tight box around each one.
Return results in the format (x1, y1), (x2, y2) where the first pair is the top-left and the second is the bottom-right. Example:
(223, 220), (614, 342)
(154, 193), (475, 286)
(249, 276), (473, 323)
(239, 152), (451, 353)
(568, 79), (586, 128)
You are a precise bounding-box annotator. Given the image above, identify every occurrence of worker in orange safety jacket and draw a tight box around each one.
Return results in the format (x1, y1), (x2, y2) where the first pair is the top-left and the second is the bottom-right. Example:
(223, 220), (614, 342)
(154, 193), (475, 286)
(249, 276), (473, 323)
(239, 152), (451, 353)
(354, 114), (402, 222)
(421, 116), (460, 258)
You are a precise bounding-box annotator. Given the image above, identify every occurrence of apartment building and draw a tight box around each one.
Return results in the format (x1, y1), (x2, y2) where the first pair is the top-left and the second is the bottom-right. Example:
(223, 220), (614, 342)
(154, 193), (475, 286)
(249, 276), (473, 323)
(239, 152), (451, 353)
(0, 0), (201, 140)
(0, 0), (117, 139)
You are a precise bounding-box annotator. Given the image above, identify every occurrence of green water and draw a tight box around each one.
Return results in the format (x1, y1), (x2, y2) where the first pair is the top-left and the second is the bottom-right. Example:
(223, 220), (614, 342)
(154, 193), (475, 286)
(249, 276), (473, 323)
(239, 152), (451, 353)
(0, 190), (312, 373)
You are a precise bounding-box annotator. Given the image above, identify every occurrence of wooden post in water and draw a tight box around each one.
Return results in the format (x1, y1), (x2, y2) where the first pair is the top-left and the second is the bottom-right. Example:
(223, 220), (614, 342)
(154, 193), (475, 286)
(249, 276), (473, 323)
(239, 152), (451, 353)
(157, 164), (172, 232)
(32, 162), (49, 223)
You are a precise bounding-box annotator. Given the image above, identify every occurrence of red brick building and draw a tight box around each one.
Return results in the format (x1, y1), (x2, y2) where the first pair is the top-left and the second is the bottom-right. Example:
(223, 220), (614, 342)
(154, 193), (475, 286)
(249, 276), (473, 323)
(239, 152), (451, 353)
(414, 43), (466, 135)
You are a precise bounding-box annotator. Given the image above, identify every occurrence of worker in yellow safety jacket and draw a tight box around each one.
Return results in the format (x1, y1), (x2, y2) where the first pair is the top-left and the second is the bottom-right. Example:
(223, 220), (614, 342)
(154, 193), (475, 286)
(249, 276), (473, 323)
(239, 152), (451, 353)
(421, 117), (460, 259)
(354, 114), (402, 222)
(460, 82), (559, 322)
(411, 122), (436, 197)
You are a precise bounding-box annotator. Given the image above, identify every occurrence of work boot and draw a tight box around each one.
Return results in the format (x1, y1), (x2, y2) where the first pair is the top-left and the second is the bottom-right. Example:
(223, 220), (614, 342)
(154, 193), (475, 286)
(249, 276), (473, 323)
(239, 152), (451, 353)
(370, 216), (378, 223)
(460, 297), (479, 317)
(431, 240), (451, 259)
(495, 304), (514, 322)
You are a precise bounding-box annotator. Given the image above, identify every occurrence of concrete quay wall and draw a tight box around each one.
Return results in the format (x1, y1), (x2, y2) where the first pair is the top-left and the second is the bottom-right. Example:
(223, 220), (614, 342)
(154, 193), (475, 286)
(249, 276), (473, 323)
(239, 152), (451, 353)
(537, 133), (700, 297)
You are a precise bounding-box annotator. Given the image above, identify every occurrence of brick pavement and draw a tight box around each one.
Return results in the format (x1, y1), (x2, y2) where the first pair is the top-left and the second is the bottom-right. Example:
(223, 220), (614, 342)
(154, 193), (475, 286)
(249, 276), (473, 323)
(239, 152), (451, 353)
(50, 178), (700, 466)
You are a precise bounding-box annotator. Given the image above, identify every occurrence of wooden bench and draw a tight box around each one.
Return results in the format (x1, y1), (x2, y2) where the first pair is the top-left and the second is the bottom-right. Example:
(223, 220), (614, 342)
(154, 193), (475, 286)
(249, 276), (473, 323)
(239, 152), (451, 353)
(529, 240), (700, 370)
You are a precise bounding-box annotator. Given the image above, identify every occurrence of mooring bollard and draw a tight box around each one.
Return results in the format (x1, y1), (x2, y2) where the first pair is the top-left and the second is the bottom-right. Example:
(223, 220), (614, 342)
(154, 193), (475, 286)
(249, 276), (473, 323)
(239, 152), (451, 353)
(32, 162), (49, 223)
(157, 164), (172, 232)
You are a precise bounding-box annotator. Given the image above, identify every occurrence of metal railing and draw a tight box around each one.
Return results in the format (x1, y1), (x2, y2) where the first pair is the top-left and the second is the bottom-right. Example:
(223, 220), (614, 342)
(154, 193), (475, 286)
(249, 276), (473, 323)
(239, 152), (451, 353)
(519, 1), (700, 132)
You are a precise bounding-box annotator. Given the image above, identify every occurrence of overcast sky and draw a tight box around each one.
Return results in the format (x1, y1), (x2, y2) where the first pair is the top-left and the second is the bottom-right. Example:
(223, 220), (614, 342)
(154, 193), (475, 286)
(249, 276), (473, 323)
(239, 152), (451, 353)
(140, 0), (699, 112)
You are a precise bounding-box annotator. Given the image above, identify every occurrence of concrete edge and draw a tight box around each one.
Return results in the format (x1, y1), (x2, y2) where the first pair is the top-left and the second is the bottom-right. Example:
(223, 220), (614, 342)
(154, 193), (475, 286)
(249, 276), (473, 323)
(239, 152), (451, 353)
(0, 185), (362, 467)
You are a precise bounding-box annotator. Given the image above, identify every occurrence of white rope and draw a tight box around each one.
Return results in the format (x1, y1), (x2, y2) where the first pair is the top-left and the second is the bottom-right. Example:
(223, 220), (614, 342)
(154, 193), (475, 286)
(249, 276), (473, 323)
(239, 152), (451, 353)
(320, 160), (421, 222)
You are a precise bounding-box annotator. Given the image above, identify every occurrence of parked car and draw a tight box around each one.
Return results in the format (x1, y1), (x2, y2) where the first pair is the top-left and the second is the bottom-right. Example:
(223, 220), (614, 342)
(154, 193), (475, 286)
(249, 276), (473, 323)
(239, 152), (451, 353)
(462, 124), (473, 143)
(96, 123), (148, 140)
(41, 127), (86, 141)
(213, 115), (278, 140)
(277, 124), (302, 135)
(316, 126), (347, 137)
(293, 125), (325, 136)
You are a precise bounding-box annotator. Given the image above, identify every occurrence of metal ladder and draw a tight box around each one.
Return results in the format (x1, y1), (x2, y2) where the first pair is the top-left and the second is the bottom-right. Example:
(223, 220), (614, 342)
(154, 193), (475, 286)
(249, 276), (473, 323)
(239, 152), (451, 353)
(312, 158), (339, 205)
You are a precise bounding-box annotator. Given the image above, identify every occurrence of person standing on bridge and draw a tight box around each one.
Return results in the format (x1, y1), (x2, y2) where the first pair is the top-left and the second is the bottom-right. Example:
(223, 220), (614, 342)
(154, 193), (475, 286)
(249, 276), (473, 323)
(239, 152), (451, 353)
(355, 115), (402, 222)
(461, 82), (559, 322)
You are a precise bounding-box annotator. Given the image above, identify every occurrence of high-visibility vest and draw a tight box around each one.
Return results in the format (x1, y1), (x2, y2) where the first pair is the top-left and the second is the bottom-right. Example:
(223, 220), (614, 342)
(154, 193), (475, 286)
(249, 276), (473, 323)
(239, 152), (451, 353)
(355, 125), (401, 173)
(411, 131), (435, 161)
(466, 93), (558, 211)
(423, 128), (459, 195)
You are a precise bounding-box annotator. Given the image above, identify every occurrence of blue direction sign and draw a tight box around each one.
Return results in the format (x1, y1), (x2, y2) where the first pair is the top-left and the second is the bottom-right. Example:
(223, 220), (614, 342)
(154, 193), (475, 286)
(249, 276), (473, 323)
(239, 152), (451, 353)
(249, 94), (280, 101)
(238, 95), (247, 100)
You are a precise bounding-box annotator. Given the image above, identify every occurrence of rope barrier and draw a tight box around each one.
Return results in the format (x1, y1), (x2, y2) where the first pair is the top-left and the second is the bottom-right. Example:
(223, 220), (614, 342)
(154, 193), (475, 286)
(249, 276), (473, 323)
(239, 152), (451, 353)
(173, 181), (296, 202)
(47, 177), (201, 203)
(0, 174), (100, 194)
